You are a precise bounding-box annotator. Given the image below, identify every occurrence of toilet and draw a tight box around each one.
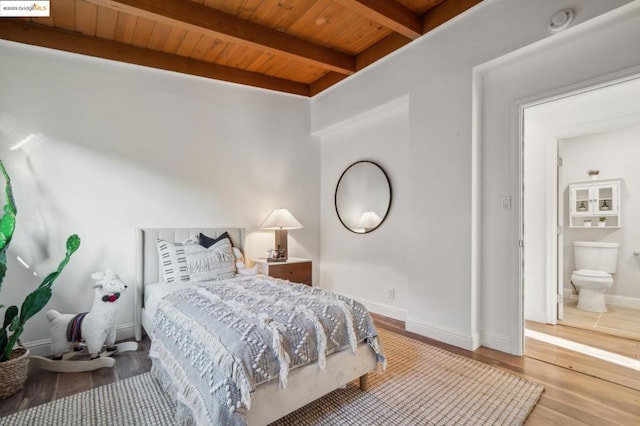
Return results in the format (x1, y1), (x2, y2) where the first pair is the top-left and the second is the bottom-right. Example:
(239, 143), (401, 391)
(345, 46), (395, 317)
(571, 241), (619, 313)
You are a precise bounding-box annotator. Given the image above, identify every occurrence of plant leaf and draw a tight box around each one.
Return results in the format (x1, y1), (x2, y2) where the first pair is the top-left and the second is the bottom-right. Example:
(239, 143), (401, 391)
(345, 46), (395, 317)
(19, 287), (52, 323)
(0, 160), (17, 294)
(0, 328), (7, 361)
(2, 324), (22, 361)
(66, 234), (80, 255)
(3, 305), (17, 329)
(8, 313), (19, 332)
(0, 161), (16, 216)
(40, 235), (81, 289)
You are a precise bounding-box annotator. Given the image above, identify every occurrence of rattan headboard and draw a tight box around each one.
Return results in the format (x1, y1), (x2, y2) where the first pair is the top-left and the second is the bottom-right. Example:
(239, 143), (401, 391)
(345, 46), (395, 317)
(134, 227), (245, 340)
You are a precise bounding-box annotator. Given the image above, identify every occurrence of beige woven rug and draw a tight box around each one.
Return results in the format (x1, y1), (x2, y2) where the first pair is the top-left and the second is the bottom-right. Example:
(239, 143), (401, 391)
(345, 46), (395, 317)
(273, 328), (543, 425)
(0, 329), (543, 425)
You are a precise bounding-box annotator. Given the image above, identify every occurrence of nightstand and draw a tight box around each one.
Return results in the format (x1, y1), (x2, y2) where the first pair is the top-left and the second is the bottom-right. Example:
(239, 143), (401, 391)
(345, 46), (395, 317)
(252, 257), (312, 286)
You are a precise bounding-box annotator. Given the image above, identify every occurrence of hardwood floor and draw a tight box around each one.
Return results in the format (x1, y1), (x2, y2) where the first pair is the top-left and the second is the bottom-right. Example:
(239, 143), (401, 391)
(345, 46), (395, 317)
(0, 338), (152, 418)
(2, 317), (640, 424)
(373, 314), (640, 424)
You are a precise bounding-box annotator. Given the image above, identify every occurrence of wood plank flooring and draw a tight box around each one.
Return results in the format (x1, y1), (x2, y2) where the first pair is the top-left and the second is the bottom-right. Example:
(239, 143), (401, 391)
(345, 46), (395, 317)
(2, 316), (639, 424)
(0, 337), (151, 418)
(372, 314), (640, 425)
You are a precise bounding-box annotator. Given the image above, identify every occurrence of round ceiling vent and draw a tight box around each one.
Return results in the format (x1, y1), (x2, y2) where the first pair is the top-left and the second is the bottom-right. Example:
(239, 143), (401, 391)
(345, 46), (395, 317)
(549, 9), (574, 32)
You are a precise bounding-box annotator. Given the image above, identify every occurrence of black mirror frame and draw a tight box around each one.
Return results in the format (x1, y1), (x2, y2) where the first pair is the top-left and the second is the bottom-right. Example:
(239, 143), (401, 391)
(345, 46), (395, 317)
(334, 160), (392, 234)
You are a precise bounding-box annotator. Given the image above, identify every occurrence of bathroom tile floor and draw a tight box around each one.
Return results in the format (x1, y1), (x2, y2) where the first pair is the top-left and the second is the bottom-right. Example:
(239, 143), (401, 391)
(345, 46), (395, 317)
(560, 300), (640, 341)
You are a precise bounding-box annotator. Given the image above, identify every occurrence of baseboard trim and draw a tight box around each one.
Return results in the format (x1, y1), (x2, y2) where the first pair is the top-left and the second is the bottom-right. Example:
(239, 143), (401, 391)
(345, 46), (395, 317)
(524, 310), (547, 323)
(563, 290), (640, 309)
(563, 288), (578, 302)
(605, 294), (640, 310)
(338, 293), (407, 322)
(23, 338), (52, 357)
(405, 316), (475, 351)
(479, 331), (514, 354)
(21, 322), (136, 357)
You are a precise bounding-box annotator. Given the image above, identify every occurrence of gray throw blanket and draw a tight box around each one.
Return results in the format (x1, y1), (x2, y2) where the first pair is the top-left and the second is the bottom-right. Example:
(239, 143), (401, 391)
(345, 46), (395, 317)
(149, 276), (386, 425)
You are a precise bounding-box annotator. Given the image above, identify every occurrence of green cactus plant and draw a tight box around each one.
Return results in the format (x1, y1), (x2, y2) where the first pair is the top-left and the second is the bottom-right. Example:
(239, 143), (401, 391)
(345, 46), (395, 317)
(0, 160), (80, 362)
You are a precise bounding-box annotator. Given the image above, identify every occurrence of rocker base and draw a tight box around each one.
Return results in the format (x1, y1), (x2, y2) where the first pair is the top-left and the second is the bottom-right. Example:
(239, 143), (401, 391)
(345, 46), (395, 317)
(30, 342), (139, 373)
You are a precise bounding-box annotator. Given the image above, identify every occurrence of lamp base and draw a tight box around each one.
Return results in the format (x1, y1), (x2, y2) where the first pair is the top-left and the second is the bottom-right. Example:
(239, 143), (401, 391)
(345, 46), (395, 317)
(271, 229), (288, 262)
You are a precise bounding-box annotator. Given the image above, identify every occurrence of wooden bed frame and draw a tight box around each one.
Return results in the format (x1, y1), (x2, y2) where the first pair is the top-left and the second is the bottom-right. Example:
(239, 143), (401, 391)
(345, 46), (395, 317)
(134, 227), (378, 426)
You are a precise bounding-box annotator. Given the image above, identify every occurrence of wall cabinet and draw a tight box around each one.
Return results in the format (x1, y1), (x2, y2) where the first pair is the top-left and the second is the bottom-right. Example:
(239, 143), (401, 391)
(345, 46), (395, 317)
(569, 178), (621, 228)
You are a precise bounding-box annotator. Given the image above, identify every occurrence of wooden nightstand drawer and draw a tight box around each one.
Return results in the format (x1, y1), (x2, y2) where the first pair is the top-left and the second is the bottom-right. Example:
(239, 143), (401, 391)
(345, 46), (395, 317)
(269, 262), (311, 284)
(253, 258), (312, 286)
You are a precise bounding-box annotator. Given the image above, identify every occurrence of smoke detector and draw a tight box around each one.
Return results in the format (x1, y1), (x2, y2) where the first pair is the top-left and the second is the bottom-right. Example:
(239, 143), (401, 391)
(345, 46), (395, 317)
(549, 9), (574, 32)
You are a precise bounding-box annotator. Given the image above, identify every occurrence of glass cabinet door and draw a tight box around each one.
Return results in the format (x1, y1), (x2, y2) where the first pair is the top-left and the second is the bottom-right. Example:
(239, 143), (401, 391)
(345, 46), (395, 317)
(571, 186), (591, 216)
(594, 184), (618, 215)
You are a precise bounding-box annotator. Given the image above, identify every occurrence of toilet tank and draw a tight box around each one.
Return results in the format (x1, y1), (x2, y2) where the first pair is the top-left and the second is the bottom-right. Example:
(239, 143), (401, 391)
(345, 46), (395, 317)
(573, 241), (619, 273)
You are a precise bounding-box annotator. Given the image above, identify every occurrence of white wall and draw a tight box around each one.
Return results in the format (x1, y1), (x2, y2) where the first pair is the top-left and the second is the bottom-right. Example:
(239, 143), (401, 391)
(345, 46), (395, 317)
(562, 124), (640, 302)
(0, 40), (318, 353)
(317, 97), (409, 320)
(313, 0), (631, 351)
(480, 2), (640, 353)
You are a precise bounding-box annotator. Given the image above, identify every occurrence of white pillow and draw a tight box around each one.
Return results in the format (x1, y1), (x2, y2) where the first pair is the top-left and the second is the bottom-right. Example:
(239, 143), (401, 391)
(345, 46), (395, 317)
(232, 247), (245, 264)
(232, 247), (257, 276)
(156, 239), (194, 283)
(184, 237), (236, 282)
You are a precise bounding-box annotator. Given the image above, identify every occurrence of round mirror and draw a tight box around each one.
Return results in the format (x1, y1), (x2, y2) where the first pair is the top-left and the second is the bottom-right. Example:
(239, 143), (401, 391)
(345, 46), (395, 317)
(335, 160), (391, 234)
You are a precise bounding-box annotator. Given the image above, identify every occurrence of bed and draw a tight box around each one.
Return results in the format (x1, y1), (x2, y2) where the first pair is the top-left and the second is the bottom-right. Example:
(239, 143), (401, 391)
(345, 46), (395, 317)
(134, 227), (384, 426)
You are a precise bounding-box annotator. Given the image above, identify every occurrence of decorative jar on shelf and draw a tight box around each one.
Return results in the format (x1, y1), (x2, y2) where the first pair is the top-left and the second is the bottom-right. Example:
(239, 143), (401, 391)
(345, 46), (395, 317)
(583, 220), (592, 227)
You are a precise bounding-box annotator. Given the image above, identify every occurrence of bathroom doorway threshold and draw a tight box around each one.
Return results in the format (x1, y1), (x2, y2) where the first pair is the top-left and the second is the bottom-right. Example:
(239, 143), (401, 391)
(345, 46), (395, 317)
(525, 320), (640, 391)
(559, 300), (640, 342)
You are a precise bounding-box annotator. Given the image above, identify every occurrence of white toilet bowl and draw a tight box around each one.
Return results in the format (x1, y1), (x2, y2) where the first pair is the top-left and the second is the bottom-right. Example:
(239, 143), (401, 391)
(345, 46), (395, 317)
(571, 241), (618, 313)
(570, 269), (613, 313)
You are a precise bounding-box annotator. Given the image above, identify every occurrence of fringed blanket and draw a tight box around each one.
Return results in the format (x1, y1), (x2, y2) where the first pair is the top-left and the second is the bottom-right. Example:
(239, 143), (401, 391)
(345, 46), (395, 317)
(149, 276), (386, 426)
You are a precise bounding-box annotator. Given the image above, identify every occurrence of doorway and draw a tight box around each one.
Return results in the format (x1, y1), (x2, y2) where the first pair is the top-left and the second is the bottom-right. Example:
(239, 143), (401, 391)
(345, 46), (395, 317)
(521, 76), (640, 387)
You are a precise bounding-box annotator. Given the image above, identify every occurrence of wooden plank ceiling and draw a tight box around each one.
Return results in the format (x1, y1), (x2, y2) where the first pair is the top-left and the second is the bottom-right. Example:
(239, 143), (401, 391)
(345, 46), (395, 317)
(0, 0), (482, 96)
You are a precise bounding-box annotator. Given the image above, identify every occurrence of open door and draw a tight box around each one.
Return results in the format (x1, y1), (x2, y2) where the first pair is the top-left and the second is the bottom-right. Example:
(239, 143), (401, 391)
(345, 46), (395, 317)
(557, 144), (564, 321)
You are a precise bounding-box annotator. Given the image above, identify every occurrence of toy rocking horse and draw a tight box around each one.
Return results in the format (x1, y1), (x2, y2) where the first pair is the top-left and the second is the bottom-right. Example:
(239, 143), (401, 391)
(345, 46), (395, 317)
(29, 269), (138, 373)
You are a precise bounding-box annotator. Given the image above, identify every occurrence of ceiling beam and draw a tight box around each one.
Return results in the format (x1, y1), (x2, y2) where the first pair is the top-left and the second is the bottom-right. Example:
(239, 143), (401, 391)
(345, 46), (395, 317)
(311, 32), (412, 96)
(356, 33), (412, 71)
(0, 19), (310, 97)
(85, 0), (355, 75)
(334, 0), (422, 39)
(423, 0), (483, 33)
(310, 72), (348, 97)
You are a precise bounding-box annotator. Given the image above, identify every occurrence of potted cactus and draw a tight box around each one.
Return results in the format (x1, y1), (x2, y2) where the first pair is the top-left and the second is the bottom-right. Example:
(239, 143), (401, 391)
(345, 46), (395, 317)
(0, 160), (80, 398)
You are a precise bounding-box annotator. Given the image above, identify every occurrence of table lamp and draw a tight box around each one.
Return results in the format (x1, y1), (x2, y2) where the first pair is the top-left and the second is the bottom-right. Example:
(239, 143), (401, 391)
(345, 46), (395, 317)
(261, 208), (302, 261)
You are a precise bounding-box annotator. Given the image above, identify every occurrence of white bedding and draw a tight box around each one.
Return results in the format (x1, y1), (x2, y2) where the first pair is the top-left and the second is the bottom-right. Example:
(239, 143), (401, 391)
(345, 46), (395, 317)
(143, 281), (191, 319)
(150, 276), (385, 425)
(144, 276), (249, 319)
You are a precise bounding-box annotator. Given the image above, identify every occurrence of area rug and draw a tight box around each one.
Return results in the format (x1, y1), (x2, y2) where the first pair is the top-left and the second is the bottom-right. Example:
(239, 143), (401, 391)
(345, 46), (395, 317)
(0, 328), (543, 425)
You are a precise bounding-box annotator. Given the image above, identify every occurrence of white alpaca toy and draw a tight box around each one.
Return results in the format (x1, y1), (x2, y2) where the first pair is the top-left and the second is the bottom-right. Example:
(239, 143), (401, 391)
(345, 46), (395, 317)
(46, 269), (127, 360)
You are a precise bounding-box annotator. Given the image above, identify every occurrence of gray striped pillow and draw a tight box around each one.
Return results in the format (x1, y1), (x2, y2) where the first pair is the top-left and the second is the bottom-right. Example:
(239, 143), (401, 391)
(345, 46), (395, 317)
(156, 239), (193, 283)
(184, 237), (236, 282)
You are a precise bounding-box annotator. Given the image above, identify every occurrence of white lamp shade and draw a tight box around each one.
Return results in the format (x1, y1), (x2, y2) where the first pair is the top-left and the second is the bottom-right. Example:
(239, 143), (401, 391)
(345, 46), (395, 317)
(359, 210), (382, 229)
(261, 208), (303, 230)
